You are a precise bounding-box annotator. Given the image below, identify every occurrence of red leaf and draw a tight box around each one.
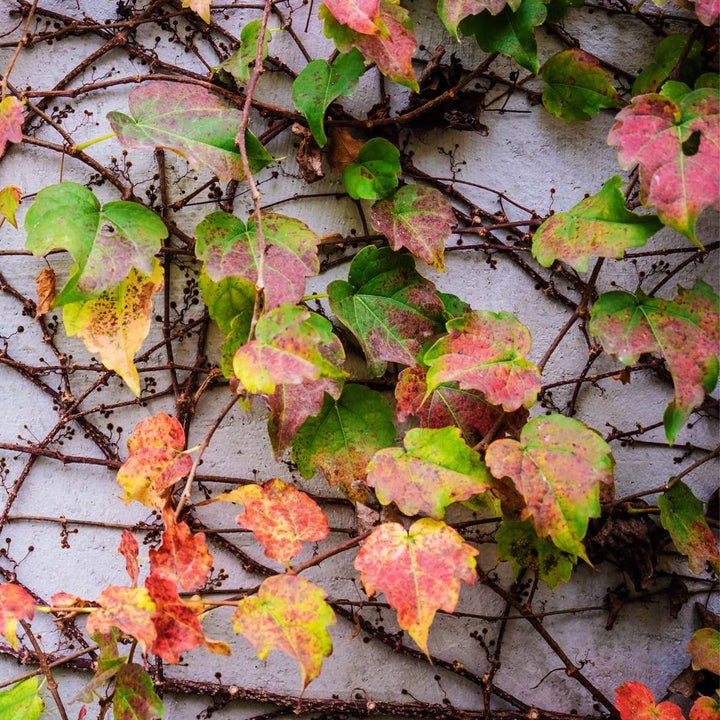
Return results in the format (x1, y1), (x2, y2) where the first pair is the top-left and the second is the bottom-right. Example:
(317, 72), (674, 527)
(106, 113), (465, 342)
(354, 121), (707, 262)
(0, 97), (23, 159)
(149, 510), (213, 592)
(323, 0), (382, 34)
(615, 681), (684, 720)
(119, 531), (140, 587)
(0, 583), (35, 649)
(691, 696), (720, 720)
(692, 0), (719, 25)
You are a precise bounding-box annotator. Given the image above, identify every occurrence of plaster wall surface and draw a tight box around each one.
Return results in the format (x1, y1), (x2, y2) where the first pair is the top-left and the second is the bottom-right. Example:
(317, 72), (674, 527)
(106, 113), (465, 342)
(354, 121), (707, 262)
(0, 1), (717, 719)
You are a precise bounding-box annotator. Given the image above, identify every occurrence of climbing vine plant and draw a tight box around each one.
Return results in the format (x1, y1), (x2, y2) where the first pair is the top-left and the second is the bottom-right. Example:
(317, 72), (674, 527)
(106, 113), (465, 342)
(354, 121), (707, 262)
(0, 0), (718, 719)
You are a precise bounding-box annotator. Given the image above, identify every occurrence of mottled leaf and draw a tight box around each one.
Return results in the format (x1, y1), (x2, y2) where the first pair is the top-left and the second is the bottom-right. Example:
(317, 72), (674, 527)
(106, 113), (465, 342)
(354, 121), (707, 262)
(232, 574), (335, 689)
(0, 96), (23, 159)
(658, 481), (720, 575)
(532, 175), (662, 272)
(265, 378), (343, 458)
(371, 185), (455, 270)
(233, 304), (346, 395)
(292, 383), (396, 502)
(688, 628), (720, 674)
(367, 427), (495, 519)
(322, 0), (419, 90)
(219, 20), (271, 83)
(108, 81), (272, 183)
(328, 245), (446, 376)
(323, 0), (383, 34)
(0, 678), (44, 720)
(589, 280), (719, 444)
(691, 696), (720, 720)
(117, 413), (193, 508)
(615, 681), (684, 720)
(607, 88), (720, 244)
(438, 0), (514, 39)
(63, 263), (164, 396)
(292, 49), (365, 147)
(342, 137), (400, 200)
(424, 310), (542, 412)
(119, 531), (140, 587)
(25, 182), (167, 306)
(395, 365), (512, 444)
(195, 211), (320, 310)
(86, 586), (157, 654)
(355, 518), (478, 654)
(0, 185), (21, 228)
(486, 414), (614, 559)
(149, 510), (213, 592)
(0, 583), (35, 649)
(496, 519), (575, 588)
(75, 630), (126, 703)
(542, 49), (621, 122)
(200, 478), (329, 563)
(460, 0), (548, 73)
(113, 663), (165, 720)
(633, 35), (702, 96)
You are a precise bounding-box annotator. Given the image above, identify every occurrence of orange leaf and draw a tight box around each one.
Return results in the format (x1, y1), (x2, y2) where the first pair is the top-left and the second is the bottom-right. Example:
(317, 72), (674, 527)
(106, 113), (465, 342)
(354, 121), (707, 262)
(615, 681), (684, 720)
(34, 268), (56, 320)
(0, 583), (35, 649)
(86, 586), (156, 654)
(118, 531), (140, 587)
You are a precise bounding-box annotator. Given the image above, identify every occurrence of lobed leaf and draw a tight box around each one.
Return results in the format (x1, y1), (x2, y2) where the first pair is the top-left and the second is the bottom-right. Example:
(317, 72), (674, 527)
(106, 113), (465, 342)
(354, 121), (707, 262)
(589, 281), (720, 444)
(201, 478), (329, 564)
(486, 414), (614, 559)
(370, 184), (456, 270)
(354, 518), (478, 654)
(424, 310), (542, 412)
(0, 185), (21, 228)
(437, 0), (515, 39)
(233, 304), (346, 395)
(113, 663), (165, 720)
(323, 0), (383, 34)
(342, 138), (401, 200)
(25, 183), (167, 306)
(149, 510), (213, 592)
(633, 35), (702, 96)
(687, 628), (720, 674)
(322, 0), (419, 90)
(195, 210), (320, 310)
(542, 49), (621, 122)
(292, 49), (366, 147)
(232, 574), (335, 690)
(292, 383), (396, 502)
(0, 678), (44, 720)
(328, 246), (446, 376)
(219, 19), (272, 83)
(691, 696), (720, 720)
(0, 583), (35, 649)
(615, 681), (684, 720)
(532, 175), (662, 272)
(0, 96), (23, 159)
(108, 81), (272, 183)
(367, 426), (495, 519)
(607, 88), (720, 244)
(117, 413), (193, 508)
(63, 263), (164, 396)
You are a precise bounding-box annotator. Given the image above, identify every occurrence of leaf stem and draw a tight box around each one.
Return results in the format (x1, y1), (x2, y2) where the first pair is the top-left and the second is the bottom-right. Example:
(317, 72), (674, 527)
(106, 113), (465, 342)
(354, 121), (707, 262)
(74, 131), (116, 152)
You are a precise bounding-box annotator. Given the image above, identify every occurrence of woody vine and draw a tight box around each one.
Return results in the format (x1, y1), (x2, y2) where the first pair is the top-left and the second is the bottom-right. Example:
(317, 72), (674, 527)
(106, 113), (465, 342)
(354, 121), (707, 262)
(0, 0), (717, 719)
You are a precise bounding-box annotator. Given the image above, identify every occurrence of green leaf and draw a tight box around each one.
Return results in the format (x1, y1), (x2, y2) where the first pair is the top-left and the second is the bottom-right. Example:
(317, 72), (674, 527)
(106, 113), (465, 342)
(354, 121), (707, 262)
(542, 49), (621, 122)
(0, 678), (44, 720)
(696, 73), (720, 90)
(107, 80), (273, 183)
(370, 184), (456, 270)
(76, 630), (126, 703)
(437, 0), (517, 40)
(460, 0), (548, 73)
(633, 34), (702, 96)
(233, 304), (346, 395)
(342, 138), (400, 200)
(486, 414), (614, 559)
(198, 271), (255, 335)
(589, 281), (719, 444)
(194, 210), (320, 310)
(25, 182), (167, 306)
(544, 0), (582, 23)
(367, 426), (495, 519)
(322, 0), (419, 91)
(292, 49), (365, 147)
(496, 519), (575, 588)
(328, 246), (446, 376)
(218, 20), (272, 83)
(113, 663), (165, 720)
(292, 383), (396, 502)
(658, 481), (720, 575)
(532, 175), (662, 272)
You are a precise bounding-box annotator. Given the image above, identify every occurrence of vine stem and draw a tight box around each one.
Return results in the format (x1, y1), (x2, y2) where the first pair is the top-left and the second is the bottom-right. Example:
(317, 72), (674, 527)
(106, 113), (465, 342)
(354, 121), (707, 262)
(0, 0), (38, 99)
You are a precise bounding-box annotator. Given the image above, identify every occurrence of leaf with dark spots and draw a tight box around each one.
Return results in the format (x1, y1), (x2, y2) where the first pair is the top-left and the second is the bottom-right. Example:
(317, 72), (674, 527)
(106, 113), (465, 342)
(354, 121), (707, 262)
(113, 663), (165, 720)
(328, 246), (446, 376)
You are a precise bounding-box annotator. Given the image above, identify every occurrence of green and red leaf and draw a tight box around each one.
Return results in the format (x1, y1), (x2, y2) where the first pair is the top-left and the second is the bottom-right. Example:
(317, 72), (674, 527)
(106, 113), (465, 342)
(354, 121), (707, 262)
(232, 574), (335, 690)
(0, 583), (35, 649)
(691, 696), (720, 720)
(113, 663), (165, 720)
(687, 628), (720, 674)
(323, 0), (383, 34)
(355, 518), (478, 654)
(0, 96), (23, 159)
(438, 0), (513, 39)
